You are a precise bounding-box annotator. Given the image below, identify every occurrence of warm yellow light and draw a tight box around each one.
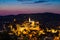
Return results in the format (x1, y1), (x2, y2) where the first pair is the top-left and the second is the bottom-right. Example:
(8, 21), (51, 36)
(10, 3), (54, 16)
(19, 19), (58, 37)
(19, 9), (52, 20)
(51, 29), (57, 33)
(23, 31), (28, 34)
(8, 18), (42, 37)
(29, 34), (32, 38)
(39, 30), (45, 35)
(54, 37), (59, 40)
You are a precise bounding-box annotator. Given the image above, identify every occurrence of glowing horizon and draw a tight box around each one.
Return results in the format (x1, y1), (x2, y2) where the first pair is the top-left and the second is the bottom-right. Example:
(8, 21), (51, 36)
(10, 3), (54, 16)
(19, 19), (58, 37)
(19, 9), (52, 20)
(0, 0), (60, 15)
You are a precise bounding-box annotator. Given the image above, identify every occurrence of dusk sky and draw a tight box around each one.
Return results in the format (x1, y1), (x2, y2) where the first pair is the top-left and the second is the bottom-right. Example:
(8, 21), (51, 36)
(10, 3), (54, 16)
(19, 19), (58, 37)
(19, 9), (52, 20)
(0, 0), (60, 15)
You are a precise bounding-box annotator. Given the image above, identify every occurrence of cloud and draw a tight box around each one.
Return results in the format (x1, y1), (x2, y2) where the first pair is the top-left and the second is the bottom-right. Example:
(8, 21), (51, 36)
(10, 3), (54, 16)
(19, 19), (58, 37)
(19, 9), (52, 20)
(17, 0), (48, 4)
(17, 0), (32, 1)
(34, 0), (48, 3)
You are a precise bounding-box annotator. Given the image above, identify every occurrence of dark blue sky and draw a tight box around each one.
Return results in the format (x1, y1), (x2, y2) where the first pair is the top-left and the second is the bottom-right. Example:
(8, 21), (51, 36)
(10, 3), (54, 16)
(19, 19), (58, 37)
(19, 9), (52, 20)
(0, 0), (60, 15)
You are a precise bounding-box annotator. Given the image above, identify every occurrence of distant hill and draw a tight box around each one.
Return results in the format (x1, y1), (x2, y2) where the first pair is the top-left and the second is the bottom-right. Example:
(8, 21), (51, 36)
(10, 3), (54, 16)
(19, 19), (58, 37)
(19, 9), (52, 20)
(0, 12), (60, 29)
(0, 12), (60, 23)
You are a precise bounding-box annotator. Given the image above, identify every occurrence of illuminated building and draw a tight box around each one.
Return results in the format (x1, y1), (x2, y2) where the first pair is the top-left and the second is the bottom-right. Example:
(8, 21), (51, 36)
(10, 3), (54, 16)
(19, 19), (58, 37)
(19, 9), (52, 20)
(0, 18), (60, 40)
(8, 18), (41, 37)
